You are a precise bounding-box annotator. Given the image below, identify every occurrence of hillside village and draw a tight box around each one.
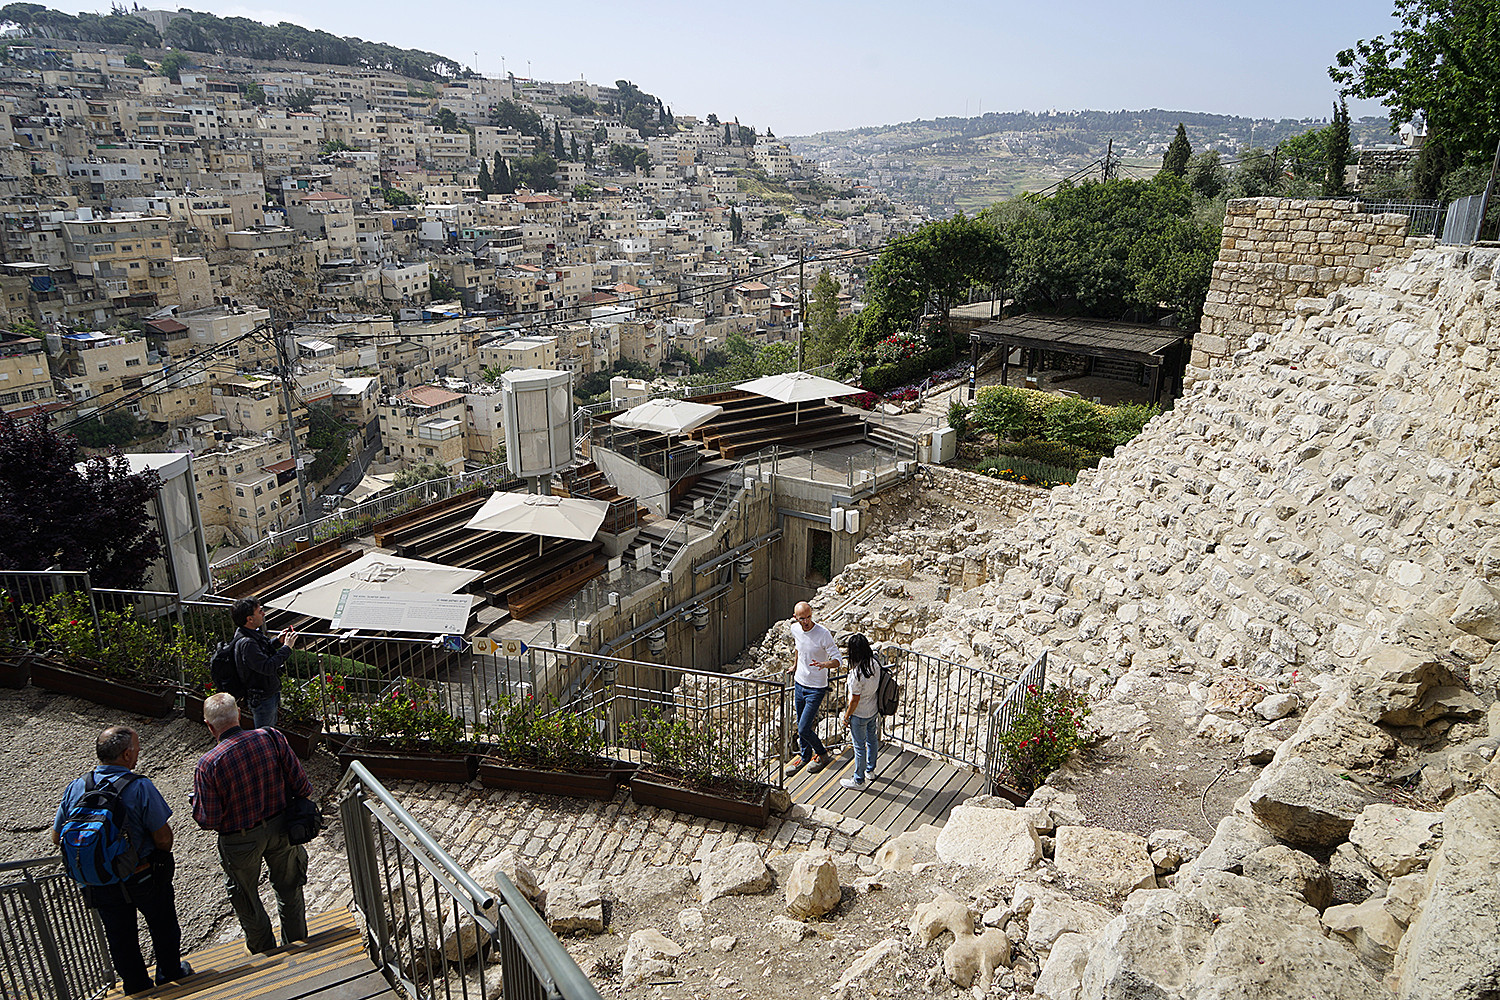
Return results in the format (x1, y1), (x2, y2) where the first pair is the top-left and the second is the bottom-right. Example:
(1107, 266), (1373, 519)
(0, 10), (924, 553)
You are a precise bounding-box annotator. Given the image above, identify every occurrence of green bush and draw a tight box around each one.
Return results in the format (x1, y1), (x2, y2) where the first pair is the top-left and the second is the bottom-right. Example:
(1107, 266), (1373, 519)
(1109, 402), (1161, 448)
(996, 684), (1092, 793)
(972, 385), (1047, 439)
(993, 437), (1102, 471)
(947, 399), (972, 441)
(1044, 397), (1114, 452)
(860, 345), (954, 393)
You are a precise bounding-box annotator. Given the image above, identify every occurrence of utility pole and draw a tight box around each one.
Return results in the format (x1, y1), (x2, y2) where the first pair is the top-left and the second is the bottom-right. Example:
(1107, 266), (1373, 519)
(271, 325), (314, 533)
(797, 245), (806, 371)
(1103, 139), (1114, 183)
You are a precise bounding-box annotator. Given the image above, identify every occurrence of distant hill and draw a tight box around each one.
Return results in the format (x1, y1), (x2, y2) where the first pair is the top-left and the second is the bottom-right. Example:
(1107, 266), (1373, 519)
(0, 4), (467, 80)
(788, 109), (1395, 214)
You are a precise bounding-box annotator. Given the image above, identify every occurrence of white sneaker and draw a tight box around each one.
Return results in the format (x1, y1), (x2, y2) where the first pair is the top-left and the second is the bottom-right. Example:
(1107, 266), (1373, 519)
(840, 777), (865, 790)
(865, 763), (878, 777)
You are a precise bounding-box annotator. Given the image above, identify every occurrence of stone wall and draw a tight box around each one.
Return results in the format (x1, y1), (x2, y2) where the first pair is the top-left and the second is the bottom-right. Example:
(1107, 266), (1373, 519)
(1192, 198), (1417, 377)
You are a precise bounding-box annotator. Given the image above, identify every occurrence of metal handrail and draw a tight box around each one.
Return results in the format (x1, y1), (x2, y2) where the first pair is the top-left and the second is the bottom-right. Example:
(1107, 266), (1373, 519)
(985, 650), (1048, 793)
(338, 761), (601, 1000)
(0, 857), (114, 1000)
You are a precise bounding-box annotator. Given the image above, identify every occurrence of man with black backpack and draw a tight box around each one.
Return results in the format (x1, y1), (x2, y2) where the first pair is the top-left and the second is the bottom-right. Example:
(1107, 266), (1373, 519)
(230, 597), (297, 729)
(53, 726), (190, 994)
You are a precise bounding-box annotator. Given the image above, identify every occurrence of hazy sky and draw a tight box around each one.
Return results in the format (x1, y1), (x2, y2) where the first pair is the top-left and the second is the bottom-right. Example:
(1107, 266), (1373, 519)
(55, 0), (1398, 136)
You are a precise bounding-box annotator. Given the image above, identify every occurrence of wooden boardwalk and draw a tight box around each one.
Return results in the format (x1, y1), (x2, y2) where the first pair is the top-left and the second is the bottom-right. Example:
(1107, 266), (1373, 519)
(109, 909), (395, 1000)
(787, 746), (985, 834)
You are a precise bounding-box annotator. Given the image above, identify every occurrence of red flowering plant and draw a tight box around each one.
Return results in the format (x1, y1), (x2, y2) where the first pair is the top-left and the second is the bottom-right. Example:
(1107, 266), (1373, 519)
(872, 331), (924, 364)
(280, 671), (345, 729)
(995, 683), (1092, 794)
(483, 692), (607, 771)
(343, 678), (466, 752)
(22, 591), (191, 684)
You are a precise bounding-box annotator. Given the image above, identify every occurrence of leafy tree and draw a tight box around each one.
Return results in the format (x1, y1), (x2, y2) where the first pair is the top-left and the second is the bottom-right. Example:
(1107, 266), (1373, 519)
(1184, 149), (1228, 199)
(71, 410), (145, 449)
(512, 152), (558, 191)
(707, 113), (719, 126)
(391, 461), (452, 488)
(1276, 127), (1327, 184)
(381, 186), (415, 206)
(285, 87), (318, 113)
(428, 274), (457, 300)
(241, 81), (265, 104)
(1162, 123), (1192, 177)
(1331, 0), (1500, 190)
(1324, 100), (1353, 196)
(490, 99), (544, 137)
(1227, 147), (1281, 198)
(572, 182), (596, 199)
(867, 211), (1006, 335)
(560, 94), (596, 116)
(432, 107), (463, 133)
(124, 51), (146, 69)
(306, 405), (351, 481)
(0, 413), (162, 588)
(803, 270), (850, 366)
(608, 144), (649, 172)
(158, 49), (189, 84)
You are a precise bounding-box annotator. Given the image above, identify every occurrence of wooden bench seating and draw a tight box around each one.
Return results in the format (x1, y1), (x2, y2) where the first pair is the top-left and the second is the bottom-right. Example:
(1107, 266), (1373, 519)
(504, 550), (605, 618)
(370, 490), (488, 547)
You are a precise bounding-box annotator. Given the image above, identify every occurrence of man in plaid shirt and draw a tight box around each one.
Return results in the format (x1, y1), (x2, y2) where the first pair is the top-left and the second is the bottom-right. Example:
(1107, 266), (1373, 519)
(192, 693), (314, 954)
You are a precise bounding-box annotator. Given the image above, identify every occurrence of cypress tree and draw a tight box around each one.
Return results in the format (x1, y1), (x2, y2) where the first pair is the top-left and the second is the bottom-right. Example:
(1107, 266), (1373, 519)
(1162, 123), (1192, 177)
(1323, 100), (1352, 197)
(477, 160), (492, 195)
(553, 123), (564, 160)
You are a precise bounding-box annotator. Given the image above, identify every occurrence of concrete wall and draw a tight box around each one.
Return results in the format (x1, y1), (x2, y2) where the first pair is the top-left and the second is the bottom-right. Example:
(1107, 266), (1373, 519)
(1192, 198), (1419, 378)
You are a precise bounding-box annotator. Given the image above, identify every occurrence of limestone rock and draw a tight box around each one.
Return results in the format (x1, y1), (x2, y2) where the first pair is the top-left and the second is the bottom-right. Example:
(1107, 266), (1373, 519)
(1147, 829), (1207, 874)
(833, 938), (903, 999)
(1383, 872), (1429, 926)
(910, 893), (975, 945)
(1242, 727), (1283, 765)
(1180, 814), (1276, 879)
(1241, 844), (1333, 910)
(1472, 647), (1500, 696)
(1255, 693), (1300, 721)
(1012, 881), (1113, 953)
(1450, 578), (1500, 641)
(1348, 804), (1443, 879)
(611, 865), (692, 909)
(1347, 646), (1460, 727)
(698, 842), (773, 903)
(1078, 890), (1213, 999)
(874, 823), (940, 872)
(1196, 713), (1249, 741)
(471, 849), (543, 910)
(1026, 786), (1087, 827)
(1279, 702), (1397, 770)
(545, 883), (605, 935)
(1247, 756), (1368, 846)
(676, 908), (704, 933)
(1034, 931), (1092, 1000)
(1328, 842), (1388, 905)
(1053, 826), (1156, 896)
(709, 935), (736, 953)
(621, 928), (683, 989)
(943, 927), (1011, 990)
(1395, 792), (1500, 1000)
(934, 803), (1042, 874)
(1324, 899), (1404, 966)
(784, 850), (841, 918)
(771, 914), (811, 944)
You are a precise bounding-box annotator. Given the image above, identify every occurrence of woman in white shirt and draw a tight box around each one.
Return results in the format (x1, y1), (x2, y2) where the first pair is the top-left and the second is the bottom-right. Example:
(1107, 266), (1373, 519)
(840, 633), (881, 789)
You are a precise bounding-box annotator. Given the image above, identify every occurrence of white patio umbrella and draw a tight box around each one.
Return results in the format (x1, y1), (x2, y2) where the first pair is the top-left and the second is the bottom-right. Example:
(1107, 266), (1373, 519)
(734, 371), (861, 423)
(265, 553), (484, 622)
(610, 398), (724, 437)
(464, 491), (611, 553)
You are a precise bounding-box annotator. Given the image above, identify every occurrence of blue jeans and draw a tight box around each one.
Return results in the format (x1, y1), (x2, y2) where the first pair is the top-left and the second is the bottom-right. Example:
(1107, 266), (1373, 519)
(849, 714), (879, 780)
(793, 683), (828, 761)
(248, 687), (279, 730)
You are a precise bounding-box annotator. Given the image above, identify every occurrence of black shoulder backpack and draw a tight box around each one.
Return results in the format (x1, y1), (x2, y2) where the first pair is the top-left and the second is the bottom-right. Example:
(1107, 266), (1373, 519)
(876, 653), (900, 717)
(209, 634), (248, 700)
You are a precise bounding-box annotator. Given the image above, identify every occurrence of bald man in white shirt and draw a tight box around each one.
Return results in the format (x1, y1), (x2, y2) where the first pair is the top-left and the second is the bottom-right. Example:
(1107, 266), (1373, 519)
(786, 601), (840, 773)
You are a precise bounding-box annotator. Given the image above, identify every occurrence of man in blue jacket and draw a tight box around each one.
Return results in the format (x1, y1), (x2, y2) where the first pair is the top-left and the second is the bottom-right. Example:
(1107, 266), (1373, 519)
(230, 597), (297, 729)
(54, 726), (191, 994)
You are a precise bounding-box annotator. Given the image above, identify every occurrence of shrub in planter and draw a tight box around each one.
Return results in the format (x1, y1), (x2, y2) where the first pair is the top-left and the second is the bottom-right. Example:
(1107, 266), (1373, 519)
(23, 592), (187, 686)
(342, 679), (466, 752)
(947, 399), (972, 440)
(484, 693), (608, 771)
(621, 709), (750, 788)
(992, 437), (1103, 472)
(995, 684), (1092, 795)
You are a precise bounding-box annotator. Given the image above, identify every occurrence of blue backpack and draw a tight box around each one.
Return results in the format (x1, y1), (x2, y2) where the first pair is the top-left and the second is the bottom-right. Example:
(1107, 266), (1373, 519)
(58, 771), (141, 886)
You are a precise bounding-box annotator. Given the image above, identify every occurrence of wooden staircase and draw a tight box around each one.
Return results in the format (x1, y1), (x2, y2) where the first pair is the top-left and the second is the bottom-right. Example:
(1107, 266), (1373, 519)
(109, 909), (395, 1000)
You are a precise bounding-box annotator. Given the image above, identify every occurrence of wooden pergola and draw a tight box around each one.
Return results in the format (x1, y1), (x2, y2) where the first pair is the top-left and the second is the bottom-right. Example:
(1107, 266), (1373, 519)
(967, 314), (1189, 403)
